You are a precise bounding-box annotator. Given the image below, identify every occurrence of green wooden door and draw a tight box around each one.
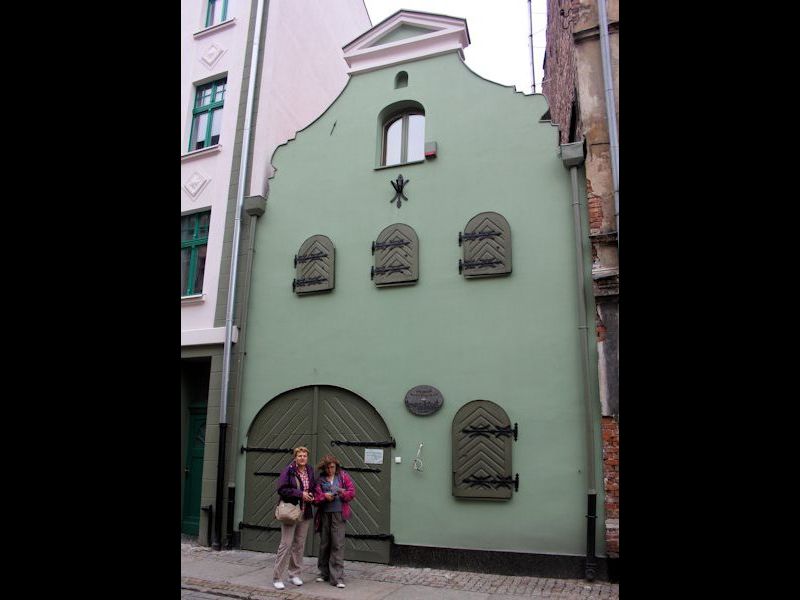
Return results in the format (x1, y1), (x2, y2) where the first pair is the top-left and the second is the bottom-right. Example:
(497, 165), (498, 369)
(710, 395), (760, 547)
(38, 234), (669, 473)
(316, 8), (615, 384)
(241, 387), (315, 553)
(182, 412), (207, 535)
(314, 386), (392, 564)
(241, 386), (392, 564)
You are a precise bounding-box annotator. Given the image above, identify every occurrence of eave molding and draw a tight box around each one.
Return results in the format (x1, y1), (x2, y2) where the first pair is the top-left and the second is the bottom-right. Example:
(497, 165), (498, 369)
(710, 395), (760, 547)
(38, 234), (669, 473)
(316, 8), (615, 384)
(343, 10), (470, 75)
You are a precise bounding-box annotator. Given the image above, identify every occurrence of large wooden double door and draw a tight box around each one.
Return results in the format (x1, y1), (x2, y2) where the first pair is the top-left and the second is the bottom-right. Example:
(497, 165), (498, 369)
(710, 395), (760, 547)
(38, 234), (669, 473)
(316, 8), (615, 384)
(241, 386), (393, 563)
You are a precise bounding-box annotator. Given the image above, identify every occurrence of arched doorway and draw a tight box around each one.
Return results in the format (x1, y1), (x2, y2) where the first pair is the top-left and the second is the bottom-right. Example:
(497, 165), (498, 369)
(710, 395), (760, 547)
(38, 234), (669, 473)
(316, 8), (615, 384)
(240, 385), (393, 563)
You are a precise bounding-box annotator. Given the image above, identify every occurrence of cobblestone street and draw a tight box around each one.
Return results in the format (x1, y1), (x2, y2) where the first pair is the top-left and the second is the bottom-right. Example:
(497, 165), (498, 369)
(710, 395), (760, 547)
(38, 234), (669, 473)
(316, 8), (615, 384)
(181, 538), (619, 599)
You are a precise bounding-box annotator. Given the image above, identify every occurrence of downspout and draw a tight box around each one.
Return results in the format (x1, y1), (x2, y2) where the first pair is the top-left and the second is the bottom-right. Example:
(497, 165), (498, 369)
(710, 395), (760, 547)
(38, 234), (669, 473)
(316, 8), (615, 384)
(597, 0), (619, 241)
(527, 0), (536, 94)
(225, 194), (267, 549)
(561, 141), (598, 581)
(213, 0), (267, 551)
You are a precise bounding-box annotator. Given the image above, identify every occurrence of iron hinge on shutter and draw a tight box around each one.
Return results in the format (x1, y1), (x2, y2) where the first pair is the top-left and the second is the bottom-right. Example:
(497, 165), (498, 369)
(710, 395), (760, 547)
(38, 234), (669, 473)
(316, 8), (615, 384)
(459, 230), (501, 246)
(461, 423), (518, 441)
(253, 471), (282, 476)
(293, 276), (328, 291)
(372, 239), (410, 254)
(459, 258), (505, 274)
(239, 522), (281, 532)
(462, 473), (519, 492)
(294, 250), (329, 267)
(342, 466), (382, 473)
(371, 265), (409, 279)
(240, 446), (294, 454)
(346, 532), (394, 542)
(331, 438), (396, 448)
(239, 521), (394, 541)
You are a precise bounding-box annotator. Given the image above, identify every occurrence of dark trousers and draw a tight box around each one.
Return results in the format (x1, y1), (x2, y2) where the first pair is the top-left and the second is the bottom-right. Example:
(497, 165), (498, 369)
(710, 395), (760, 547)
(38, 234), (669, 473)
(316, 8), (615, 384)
(318, 512), (346, 585)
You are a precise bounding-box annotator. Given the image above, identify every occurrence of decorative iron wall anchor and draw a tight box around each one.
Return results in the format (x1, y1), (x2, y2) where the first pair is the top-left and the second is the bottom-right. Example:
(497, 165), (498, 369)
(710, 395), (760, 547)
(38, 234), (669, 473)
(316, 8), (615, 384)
(390, 174), (409, 208)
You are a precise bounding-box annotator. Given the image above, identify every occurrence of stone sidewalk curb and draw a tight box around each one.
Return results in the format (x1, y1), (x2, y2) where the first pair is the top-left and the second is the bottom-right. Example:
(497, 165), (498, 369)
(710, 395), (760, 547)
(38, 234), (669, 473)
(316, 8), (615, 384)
(182, 576), (342, 600)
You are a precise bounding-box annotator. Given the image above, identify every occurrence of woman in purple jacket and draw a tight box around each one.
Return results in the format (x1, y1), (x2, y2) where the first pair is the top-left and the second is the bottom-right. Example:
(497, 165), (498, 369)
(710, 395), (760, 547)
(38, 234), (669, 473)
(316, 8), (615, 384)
(313, 453), (356, 588)
(272, 446), (317, 590)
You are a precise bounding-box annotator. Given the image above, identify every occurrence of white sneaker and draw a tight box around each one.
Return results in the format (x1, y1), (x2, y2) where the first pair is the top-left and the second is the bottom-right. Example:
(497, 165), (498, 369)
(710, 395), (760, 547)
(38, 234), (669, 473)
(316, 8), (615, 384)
(315, 577), (327, 582)
(289, 576), (303, 586)
(336, 582), (346, 588)
(273, 581), (285, 590)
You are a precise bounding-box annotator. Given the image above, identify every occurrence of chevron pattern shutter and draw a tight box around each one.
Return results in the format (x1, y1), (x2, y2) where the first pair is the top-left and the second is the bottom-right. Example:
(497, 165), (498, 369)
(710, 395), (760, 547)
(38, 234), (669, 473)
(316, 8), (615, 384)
(452, 400), (514, 500)
(372, 223), (418, 287)
(460, 212), (512, 278)
(294, 235), (334, 294)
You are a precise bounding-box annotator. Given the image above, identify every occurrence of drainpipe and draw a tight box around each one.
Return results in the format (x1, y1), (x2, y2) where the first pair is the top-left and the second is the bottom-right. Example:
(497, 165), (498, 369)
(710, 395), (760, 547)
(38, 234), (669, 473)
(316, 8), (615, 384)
(527, 0), (536, 94)
(561, 141), (598, 581)
(597, 0), (619, 241)
(214, 0), (267, 551)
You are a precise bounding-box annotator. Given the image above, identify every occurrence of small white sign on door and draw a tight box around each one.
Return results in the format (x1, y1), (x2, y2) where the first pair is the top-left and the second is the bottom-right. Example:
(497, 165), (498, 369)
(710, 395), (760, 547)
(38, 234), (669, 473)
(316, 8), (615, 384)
(364, 448), (384, 464)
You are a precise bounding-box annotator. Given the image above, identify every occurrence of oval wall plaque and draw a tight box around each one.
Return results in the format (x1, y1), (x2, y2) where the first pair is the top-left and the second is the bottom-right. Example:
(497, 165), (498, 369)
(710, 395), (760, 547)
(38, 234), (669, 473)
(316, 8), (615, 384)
(404, 385), (444, 416)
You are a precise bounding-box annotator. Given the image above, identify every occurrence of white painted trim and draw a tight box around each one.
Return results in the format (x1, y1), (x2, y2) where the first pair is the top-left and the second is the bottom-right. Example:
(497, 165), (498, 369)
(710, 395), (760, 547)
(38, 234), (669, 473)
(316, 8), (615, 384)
(193, 18), (236, 39)
(343, 10), (469, 75)
(344, 11), (468, 51)
(181, 326), (239, 346)
(181, 144), (222, 162)
(181, 293), (206, 305)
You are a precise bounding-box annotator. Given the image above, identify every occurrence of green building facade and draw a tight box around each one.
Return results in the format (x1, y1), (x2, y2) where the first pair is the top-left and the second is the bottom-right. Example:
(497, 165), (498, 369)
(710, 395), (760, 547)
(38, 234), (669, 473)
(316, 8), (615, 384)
(231, 11), (605, 578)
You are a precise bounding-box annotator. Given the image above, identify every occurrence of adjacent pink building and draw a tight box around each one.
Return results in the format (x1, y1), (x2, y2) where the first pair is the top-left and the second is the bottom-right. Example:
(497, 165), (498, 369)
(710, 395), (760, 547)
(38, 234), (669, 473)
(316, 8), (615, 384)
(181, 0), (371, 547)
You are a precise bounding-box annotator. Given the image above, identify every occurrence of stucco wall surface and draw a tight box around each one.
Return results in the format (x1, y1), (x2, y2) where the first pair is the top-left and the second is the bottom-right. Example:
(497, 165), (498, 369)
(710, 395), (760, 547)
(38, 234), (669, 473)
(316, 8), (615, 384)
(181, 0), (251, 334)
(248, 0), (372, 197)
(235, 52), (603, 558)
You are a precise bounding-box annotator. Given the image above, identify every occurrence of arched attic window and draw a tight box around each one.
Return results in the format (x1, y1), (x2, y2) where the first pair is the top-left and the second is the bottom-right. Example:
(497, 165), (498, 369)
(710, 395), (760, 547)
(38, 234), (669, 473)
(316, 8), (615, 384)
(395, 71), (408, 88)
(379, 101), (425, 167)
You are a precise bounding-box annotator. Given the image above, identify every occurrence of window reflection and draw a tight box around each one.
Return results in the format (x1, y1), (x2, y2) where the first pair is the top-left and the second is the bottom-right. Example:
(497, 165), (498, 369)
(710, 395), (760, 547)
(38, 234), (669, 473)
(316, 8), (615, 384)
(382, 110), (425, 166)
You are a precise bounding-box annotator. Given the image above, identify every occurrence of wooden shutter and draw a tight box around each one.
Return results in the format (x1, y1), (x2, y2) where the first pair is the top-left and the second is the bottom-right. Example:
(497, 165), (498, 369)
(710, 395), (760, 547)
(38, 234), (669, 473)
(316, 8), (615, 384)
(293, 235), (335, 294)
(371, 223), (418, 287)
(459, 212), (512, 278)
(452, 400), (516, 500)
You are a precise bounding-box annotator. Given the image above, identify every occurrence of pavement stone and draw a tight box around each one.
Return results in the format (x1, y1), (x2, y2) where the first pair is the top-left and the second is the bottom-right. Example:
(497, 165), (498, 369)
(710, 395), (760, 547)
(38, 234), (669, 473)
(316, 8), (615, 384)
(181, 538), (618, 599)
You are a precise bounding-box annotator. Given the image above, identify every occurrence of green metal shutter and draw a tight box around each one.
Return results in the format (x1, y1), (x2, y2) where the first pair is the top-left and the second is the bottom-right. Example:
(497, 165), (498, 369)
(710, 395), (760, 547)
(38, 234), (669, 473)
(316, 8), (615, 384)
(459, 212), (512, 278)
(371, 223), (419, 287)
(452, 400), (516, 500)
(294, 235), (335, 294)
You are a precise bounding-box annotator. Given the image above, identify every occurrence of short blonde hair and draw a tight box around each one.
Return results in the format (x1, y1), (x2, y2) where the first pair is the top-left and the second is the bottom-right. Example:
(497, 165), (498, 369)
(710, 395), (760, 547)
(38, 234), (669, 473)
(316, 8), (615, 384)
(293, 446), (310, 458)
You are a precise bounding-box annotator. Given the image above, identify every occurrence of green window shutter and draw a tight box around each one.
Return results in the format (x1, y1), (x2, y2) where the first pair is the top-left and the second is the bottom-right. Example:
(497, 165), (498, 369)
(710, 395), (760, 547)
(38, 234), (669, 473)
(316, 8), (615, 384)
(459, 212), (512, 278)
(294, 235), (335, 295)
(371, 223), (419, 287)
(452, 400), (516, 500)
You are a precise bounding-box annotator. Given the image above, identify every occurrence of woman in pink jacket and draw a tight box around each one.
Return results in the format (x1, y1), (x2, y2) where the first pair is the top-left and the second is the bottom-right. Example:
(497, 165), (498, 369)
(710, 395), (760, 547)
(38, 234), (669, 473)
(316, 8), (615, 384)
(313, 453), (356, 588)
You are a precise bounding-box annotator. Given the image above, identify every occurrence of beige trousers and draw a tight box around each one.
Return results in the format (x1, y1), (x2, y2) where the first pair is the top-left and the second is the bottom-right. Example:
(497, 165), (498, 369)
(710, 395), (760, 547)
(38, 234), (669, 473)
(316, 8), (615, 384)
(273, 518), (311, 582)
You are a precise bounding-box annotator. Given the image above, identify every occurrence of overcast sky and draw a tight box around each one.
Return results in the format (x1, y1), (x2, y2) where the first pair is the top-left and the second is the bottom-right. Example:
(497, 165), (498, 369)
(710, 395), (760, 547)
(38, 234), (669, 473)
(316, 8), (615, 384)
(362, 0), (548, 95)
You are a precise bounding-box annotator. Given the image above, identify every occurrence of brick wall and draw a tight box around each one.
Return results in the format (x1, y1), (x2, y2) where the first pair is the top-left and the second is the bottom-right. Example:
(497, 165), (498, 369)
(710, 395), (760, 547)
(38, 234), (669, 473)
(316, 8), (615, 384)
(601, 416), (619, 558)
(541, 0), (579, 145)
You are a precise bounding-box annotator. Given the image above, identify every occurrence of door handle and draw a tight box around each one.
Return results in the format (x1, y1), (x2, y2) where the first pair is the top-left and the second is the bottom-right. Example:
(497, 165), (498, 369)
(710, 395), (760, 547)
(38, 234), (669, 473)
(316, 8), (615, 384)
(184, 467), (190, 478)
